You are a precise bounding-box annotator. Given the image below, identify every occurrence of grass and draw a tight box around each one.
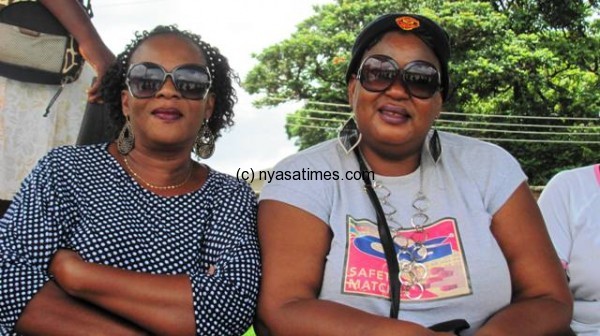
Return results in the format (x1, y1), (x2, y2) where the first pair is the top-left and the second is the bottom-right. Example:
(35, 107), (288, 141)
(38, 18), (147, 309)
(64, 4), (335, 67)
(243, 326), (256, 336)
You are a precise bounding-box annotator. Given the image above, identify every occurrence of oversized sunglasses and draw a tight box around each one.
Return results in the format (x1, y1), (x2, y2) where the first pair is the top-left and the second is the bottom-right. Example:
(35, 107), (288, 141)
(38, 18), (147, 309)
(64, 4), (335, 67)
(357, 55), (441, 99)
(125, 62), (212, 100)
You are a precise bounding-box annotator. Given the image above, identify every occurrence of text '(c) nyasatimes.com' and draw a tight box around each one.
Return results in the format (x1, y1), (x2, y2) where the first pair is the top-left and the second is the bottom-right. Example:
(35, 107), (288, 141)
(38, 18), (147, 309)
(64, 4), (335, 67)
(236, 168), (374, 184)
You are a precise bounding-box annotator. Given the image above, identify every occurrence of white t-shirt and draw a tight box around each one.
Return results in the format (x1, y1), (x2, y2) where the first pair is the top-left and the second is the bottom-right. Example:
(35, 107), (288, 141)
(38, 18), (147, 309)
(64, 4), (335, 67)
(538, 164), (600, 335)
(260, 131), (527, 335)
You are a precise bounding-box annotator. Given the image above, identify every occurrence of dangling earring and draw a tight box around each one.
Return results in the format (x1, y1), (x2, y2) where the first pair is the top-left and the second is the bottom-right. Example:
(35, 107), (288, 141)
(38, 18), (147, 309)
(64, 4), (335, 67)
(428, 127), (442, 165)
(337, 116), (362, 155)
(117, 116), (135, 155)
(194, 119), (215, 159)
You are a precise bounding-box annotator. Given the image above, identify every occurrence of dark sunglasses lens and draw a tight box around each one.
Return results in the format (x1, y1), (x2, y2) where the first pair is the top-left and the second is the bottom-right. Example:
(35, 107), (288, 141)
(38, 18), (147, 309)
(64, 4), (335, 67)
(173, 66), (211, 99)
(127, 64), (165, 98)
(403, 62), (440, 98)
(359, 57), (398, 92)
(359, 56), (440, 99)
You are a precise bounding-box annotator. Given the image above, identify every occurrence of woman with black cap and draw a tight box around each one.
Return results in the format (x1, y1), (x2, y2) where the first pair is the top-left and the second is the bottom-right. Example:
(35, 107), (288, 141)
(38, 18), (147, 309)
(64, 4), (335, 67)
(256, 13), (572, 335)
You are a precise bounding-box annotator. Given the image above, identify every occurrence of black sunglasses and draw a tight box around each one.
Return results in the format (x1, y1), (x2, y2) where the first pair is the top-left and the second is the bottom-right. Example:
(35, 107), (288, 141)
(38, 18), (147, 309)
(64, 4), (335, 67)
(125, 62), (212, 100)
(357, 55), (441, 99)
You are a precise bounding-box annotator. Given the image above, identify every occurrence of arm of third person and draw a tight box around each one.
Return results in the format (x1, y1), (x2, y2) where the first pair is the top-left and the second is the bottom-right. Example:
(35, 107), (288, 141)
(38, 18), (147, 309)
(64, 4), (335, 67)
(39, 0), (115, 102)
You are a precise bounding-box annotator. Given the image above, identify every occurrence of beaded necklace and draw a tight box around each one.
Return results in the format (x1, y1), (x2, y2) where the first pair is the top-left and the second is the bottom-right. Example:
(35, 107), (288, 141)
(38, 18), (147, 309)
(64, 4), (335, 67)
(122, 155), (192, 190)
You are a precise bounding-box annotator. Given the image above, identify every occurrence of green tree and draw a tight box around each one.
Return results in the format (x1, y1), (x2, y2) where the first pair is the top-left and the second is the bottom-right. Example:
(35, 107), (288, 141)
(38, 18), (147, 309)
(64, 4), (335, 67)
(244, 0), (599, 185)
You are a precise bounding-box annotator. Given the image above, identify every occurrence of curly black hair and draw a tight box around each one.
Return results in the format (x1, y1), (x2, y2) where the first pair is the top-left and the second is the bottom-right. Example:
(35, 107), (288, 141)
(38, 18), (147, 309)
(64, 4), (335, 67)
(100, 25), (238, 141)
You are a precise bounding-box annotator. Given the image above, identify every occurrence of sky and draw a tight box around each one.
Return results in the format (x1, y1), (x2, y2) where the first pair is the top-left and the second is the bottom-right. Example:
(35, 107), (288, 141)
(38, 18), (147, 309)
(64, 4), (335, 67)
(91, 0), (334, 175)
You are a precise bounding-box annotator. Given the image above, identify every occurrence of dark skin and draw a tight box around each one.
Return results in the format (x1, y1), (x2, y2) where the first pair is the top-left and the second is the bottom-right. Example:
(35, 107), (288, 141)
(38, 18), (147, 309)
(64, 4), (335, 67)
(256, 32), (572, 335)
(16, 281), (147, 336)
(256, 200), (454, 336)
(15, 34), (215, 335)
(39, 0), (115, 102)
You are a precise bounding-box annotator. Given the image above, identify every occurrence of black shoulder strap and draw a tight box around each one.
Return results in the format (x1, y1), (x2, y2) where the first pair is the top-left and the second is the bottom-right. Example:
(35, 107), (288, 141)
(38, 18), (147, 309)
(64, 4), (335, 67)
(353, 147), (472, 333)
(353, 147), (401, 319)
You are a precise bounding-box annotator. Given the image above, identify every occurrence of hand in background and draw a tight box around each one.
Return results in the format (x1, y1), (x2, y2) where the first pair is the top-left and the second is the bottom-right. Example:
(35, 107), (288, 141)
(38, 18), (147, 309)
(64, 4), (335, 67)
(80, 43), (115, 103)
(38, 0), (116, 103)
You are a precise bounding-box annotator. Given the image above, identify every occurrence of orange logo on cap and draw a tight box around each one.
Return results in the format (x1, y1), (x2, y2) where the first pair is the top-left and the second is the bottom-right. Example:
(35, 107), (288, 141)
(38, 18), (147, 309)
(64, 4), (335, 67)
(395, 16), (420, 31)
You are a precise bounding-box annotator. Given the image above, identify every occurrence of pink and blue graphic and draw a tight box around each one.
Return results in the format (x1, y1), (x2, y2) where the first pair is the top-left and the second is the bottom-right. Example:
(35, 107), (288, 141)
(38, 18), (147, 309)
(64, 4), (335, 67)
(343, 216), (472, 301)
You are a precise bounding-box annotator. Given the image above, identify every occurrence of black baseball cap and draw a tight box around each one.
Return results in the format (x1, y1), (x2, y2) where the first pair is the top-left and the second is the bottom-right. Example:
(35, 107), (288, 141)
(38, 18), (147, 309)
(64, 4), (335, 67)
(346, 13), (451, 101)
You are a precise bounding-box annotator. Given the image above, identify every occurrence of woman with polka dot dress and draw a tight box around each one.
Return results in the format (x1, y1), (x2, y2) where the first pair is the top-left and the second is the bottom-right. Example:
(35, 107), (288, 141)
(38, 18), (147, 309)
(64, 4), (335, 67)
(0, 25), (260, 336)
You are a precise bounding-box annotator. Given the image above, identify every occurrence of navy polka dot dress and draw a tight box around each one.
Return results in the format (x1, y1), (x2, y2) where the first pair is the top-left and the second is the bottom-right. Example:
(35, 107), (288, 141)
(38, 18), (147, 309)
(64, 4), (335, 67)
(0, 144), (260, 335)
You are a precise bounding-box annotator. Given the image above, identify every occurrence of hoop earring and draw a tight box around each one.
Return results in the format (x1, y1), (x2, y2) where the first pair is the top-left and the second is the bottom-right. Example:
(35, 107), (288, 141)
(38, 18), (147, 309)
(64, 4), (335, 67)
(337, 116), (362, 155)
(194, 119), (215, 159)
(117, 116), (135, 155)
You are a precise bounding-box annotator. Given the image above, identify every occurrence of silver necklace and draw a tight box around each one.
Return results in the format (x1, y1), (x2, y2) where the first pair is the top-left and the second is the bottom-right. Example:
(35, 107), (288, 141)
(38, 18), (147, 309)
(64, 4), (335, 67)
(372, 164), (430, 300)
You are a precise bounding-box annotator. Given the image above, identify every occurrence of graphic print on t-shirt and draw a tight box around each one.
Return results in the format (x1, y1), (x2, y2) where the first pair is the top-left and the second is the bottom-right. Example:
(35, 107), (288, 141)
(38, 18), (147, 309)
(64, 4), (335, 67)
(342, 215), (471, 302)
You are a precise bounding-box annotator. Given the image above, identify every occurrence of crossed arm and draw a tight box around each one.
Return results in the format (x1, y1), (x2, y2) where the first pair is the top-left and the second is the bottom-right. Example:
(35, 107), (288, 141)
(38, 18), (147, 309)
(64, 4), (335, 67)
(2, 178), (259, 335)
(256, 200), (452, 336)
(476, 182), (573, 335)
(15, 280), (149, 336)
(256, 183), (573, 335)
(15, 250), (196, 335)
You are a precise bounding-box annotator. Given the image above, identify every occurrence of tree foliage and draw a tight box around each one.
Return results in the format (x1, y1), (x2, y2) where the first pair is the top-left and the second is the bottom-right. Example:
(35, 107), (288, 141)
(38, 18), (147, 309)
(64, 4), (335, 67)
(243, 0), (599, 185)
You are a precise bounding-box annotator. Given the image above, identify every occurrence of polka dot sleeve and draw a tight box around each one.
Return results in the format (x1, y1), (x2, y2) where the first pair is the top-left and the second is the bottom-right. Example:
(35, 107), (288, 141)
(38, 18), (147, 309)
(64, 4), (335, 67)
(0, 150), (66, 331)
(189, 182), (260, 335)
(1, 145), (261, 335)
